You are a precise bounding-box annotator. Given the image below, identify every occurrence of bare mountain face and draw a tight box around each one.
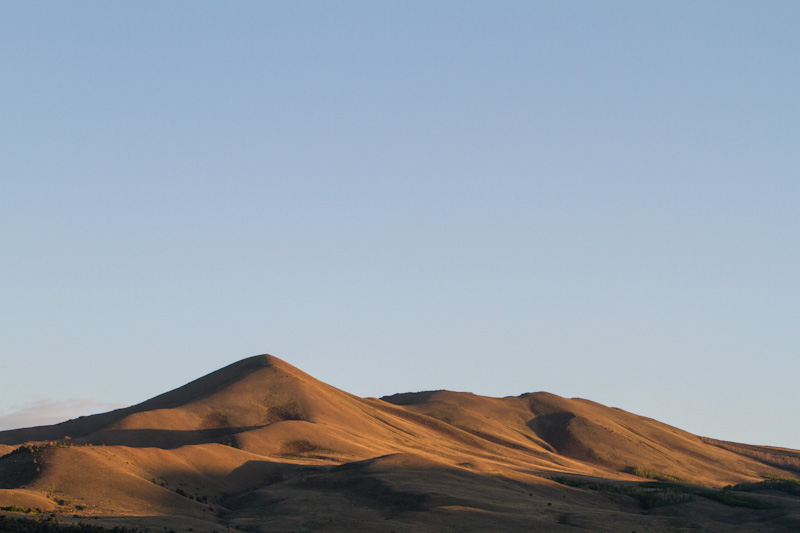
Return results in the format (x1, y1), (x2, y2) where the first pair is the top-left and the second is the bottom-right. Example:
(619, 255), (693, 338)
(1, 354), (799, 532)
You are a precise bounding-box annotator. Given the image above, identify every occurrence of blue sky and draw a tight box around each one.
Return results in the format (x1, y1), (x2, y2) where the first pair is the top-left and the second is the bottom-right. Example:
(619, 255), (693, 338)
(2, 2), (799, 448)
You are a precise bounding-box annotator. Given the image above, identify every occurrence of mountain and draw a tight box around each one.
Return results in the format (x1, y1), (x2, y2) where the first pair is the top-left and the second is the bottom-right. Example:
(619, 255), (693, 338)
(1, 354), (799, 532)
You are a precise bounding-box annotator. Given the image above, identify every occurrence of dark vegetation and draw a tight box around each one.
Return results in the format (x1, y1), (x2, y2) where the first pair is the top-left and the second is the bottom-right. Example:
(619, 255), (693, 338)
(640, 481), (780, 509)
(1, 442), (99, 490)
(2, 506), (40, 515)
(1, 442), (78, 460)
(0, 513), (138, 533)
(550, 476), (780, 510)
(174, 487), (208, 503)
(551, 476), (693, 509)
(699, 490), (778, 510)
(629, 466), (687, 483)
(266, 402), (307, 423)
(728, 475), (800, 496)
(279, 439), (319, 457)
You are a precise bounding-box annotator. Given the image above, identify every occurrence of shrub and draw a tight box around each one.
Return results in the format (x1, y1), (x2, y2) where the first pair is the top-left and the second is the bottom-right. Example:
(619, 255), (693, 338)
(267, 402), (307, 422)
(2, 505), (38, 514)
(279, 439), (317, 456)
(729, 476), (800, 496)
(635, 491), (694, 509)
(629, 466), (687, 483)
(699, 490), (778, 510)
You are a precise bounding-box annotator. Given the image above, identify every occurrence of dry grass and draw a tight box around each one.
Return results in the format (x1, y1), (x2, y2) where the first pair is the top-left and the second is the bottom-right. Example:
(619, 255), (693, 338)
(1, 354), (799, 532)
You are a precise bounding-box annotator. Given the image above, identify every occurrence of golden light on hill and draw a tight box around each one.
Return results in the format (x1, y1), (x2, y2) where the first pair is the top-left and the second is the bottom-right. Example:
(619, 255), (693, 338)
(2, 355), (799, 531)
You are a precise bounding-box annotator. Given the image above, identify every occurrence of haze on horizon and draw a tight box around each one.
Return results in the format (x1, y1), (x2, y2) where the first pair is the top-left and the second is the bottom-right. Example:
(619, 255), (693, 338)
(1, 2), (798, 449)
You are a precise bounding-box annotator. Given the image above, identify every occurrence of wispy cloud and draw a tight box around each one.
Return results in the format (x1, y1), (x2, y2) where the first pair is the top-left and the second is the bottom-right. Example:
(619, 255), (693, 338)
(0, 395), (125, 431)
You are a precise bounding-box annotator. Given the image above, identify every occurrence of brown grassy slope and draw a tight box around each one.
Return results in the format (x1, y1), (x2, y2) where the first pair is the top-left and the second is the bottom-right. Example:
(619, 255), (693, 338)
(4, 445), (800, 533)
(0, 356), (586, 471)
(1, 355), (385, 451)
(701, 437), (800, 473)
(0, 356), (284, 445)
(0, 355), (570, 520)
(3, 354), (798, 485)
(382, 389), (794, 486)
(77, 355), (560, 466)
(1, 354), (800, 532)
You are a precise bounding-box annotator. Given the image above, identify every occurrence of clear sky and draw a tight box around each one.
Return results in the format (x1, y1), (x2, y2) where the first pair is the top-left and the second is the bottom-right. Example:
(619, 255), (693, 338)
(1, 2), (798, 448)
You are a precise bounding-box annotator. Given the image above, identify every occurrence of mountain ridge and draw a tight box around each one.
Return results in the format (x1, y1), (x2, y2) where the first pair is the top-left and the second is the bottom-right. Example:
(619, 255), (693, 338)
(2, 353), (799, 532)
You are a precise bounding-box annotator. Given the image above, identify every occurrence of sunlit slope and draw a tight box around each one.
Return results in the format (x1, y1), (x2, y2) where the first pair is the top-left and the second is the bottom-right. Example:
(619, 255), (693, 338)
(73, 355), (570, 464)
(0, 356), (585, 469)
(1, 355), (427, 459)
(383, 390), (783, 485)
(2, 353), (800, 531)
(3, 354), (798, 483)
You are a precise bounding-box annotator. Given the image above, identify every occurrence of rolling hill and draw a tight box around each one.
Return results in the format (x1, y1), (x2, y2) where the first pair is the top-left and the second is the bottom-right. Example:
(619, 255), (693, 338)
(2, 354), (799, 531)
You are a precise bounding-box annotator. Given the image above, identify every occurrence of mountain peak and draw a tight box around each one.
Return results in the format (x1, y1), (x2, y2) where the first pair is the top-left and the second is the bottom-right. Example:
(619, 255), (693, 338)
(2, 353), (800, 531)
